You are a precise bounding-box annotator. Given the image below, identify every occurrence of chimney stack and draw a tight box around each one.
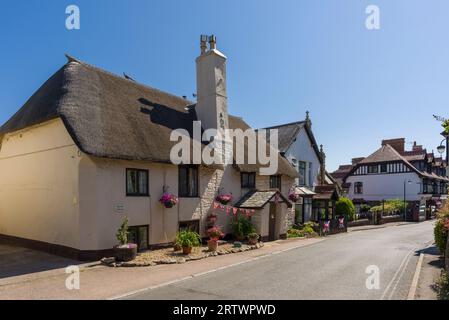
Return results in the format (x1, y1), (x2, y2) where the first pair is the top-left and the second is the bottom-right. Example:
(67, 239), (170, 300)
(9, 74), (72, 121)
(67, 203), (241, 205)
(320, 144), (326, 185)
(195, 35), (228, 133)
(382, 138), (405, 154)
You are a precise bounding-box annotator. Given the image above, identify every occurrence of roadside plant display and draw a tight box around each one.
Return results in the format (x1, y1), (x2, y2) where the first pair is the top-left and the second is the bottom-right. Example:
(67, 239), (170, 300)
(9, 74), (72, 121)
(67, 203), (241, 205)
(159, 193), (178, 208)
(232, 215), (256, 241)
(206, 213), (218, 227)
(287, 222), (317, 238)
(114, 217), (138, 262)
(176, 230), (201, 255)
(215, 194), (233, 205)
(206, 226), (224, 251)
(436, 270), (449, 300)
(247, 233), (260, 245)
(335, 197), (355, 221)
(434, 203), (449, 255)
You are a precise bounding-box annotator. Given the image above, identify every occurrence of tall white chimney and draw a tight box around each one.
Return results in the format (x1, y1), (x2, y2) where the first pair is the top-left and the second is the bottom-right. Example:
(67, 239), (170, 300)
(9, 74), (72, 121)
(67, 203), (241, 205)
(195, 35), (228, 134)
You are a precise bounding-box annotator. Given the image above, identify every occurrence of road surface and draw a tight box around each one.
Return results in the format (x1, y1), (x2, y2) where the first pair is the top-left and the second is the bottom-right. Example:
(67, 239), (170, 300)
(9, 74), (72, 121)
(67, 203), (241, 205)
(124, 221), (435, 300)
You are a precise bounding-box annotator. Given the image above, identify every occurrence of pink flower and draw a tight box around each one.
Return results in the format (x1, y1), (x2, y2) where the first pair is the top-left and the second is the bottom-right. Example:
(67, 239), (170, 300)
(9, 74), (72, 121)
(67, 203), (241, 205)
(216, 194), (233, 205)
(159, 193), (178, 208)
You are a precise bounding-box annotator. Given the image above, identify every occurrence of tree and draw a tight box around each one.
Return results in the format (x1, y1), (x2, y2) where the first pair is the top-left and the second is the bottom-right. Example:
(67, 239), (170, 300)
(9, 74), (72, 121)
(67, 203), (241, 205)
(335, 197), (356, 221)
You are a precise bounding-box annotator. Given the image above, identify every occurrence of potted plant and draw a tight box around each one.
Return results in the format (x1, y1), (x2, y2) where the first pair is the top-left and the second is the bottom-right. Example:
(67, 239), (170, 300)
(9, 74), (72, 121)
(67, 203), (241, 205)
(176, 230), (201, 255)
(247, 233), (260, 245)
(215, 194), (233, 205)
(207, 226), (225, 251)
(159, 193), (178, 208)
(232, 216), (256, 241)
(173, 237), (182, 251)
(114, 217), (137, 262)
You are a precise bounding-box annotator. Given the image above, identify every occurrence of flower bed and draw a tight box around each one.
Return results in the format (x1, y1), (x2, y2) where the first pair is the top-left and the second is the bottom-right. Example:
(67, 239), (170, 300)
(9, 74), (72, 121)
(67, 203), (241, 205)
(101, 242), (264, 267)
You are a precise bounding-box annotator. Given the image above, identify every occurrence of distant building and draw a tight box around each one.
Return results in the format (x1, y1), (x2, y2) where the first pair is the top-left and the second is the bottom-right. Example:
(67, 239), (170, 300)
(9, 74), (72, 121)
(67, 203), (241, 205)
(332, 138), (449, 221)
(263, 113), (340, 223)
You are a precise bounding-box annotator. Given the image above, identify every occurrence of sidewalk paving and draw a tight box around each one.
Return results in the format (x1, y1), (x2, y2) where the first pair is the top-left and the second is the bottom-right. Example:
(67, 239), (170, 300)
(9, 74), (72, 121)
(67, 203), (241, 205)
(0, 237), (324, 300)
(414, 245), (444, 300)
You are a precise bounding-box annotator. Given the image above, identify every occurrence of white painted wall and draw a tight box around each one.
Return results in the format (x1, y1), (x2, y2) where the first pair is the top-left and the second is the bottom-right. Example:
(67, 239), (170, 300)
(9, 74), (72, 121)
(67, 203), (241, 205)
(284, 126), (321, 189)
(0, 119), (81, 248)
(346, 171), (422, 202)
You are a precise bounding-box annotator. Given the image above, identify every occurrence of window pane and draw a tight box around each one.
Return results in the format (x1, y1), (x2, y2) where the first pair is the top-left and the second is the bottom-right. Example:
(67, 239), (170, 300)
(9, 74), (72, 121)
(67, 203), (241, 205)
(138, 171), (148, 194)
(179, 167), (188, 196)
(127, 170), (138, 194)
(138, 226), (148, 250)
(250, 173), (255, 188)
(189, 167), (198, 197)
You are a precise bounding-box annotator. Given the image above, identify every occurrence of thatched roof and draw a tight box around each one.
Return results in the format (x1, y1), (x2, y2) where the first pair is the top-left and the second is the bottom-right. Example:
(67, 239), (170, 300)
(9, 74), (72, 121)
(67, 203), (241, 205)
(0, 56), (296, 177)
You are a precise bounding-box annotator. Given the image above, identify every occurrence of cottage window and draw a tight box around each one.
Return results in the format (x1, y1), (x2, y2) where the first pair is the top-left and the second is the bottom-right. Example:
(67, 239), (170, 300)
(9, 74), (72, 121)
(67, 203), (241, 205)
(241, 172), (256, 189)
(354, 182), (363, 194)
(380, 164), (387, 173)
(270, 175), (282, 190)
(128, 225), (149, 251)
(179, 165), (199, 197)
(298, 161), (306, 186)
(126, 169), (149, 196)
(179, 220), (200, 233)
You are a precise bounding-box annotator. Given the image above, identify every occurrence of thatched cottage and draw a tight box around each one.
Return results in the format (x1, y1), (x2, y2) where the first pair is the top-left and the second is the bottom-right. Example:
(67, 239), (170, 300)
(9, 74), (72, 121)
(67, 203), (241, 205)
(0, 36), (297, 260)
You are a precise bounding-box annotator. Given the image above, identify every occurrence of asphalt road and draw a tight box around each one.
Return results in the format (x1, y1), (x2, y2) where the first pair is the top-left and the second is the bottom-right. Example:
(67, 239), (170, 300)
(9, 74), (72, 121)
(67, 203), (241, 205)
(125, 221), (435, 300)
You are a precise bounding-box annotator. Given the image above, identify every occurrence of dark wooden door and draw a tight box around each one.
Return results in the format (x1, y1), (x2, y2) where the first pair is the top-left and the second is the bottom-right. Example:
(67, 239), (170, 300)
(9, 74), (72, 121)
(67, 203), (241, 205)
(269, 203), (276, 241)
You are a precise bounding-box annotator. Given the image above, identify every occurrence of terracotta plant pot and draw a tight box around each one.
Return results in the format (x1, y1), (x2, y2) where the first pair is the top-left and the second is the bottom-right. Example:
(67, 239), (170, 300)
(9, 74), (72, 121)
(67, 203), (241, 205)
(182, 246), (193, 255)
(114, 244), (137, 262)
(248, 238), (258, 245)
(173, 243), (182, 252)
(208, 240), (218, 251)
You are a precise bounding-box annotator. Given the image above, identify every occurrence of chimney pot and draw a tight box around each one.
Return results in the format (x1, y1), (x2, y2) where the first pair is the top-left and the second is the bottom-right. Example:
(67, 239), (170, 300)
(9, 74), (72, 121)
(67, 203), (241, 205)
(208, 35), (217, 50)
(200, 35), (208, 54)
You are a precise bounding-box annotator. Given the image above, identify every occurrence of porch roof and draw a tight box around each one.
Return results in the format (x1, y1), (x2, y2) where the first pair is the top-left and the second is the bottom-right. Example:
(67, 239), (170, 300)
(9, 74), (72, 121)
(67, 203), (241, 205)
(235, 189), (292, 209)
(294, 186), (316, 196)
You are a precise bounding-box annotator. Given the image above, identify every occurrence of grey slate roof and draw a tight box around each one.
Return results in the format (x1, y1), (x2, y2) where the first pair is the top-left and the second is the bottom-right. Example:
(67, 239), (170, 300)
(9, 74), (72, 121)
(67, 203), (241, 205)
(261, 120), (323, 164)
(0, 56), (297, 177)
(235, 190), (292, 208)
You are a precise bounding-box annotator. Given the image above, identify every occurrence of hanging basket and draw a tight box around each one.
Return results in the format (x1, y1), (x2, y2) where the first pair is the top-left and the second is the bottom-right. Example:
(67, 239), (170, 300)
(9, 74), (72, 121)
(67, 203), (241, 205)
(159, 193), (178, 208)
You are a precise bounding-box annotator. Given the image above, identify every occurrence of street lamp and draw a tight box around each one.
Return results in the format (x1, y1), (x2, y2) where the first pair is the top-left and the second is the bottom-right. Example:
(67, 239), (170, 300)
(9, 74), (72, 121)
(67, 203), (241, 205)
(404, 179), (412, 222)
(437, 138), (446, 155)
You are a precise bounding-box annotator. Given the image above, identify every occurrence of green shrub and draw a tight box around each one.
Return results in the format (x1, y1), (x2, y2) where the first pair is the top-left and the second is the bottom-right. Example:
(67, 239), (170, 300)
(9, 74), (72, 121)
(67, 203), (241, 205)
(287, 222), (317, 238)
(116, 217), (129, 245)
(232, 216), (256, 239)
(287, 228), (305, 238)
(369, 199), (405, 216)
(434, 219), (449, 255)
(335, 197), (355, 221)
(176, 230), (201, 248)
(360, 204), (371, 213)
(436, 270), (449, 300)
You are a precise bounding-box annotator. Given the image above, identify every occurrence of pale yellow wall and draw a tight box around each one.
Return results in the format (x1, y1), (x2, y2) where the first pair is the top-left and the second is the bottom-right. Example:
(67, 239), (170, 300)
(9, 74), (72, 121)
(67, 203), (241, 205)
(78, 160), (244, 250)
(0, 117), (296, 252)
(0, 118), (81, 248)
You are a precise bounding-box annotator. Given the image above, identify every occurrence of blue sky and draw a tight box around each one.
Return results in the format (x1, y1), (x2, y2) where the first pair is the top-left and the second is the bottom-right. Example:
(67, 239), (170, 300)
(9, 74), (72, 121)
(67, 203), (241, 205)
(1, 0), (448, 170)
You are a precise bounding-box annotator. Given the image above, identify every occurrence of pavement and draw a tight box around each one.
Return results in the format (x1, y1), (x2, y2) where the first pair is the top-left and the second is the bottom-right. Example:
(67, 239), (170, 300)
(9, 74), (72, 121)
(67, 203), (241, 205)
(414, 245), (445, 300)
(0, 221), (437, 300)
(0, 243), (83, 279)
(0, 237), (323, 300)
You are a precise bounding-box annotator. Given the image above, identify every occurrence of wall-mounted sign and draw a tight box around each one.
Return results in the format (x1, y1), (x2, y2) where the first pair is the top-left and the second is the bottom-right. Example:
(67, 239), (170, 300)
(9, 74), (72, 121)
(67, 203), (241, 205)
(114, 204), (125, 214)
